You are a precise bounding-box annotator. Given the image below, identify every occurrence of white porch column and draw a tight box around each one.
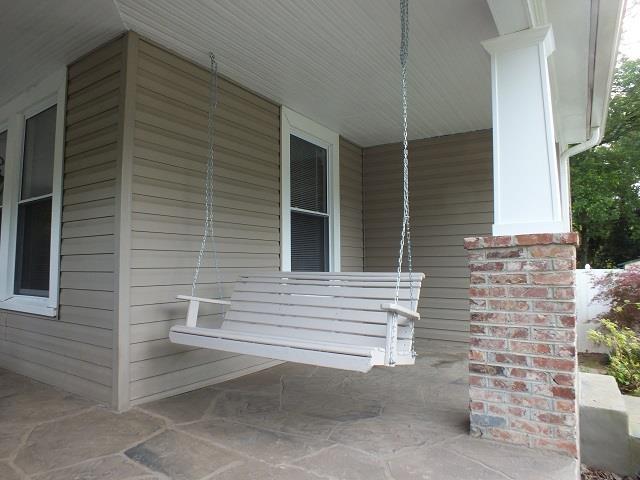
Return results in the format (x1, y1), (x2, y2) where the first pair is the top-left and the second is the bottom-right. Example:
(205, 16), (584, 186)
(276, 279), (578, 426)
(483, 26), (566, 236)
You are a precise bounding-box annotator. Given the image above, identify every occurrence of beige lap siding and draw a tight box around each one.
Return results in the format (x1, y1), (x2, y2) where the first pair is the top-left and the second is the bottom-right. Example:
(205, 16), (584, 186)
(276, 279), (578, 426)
(340, 138), (364, 272)
(363, 130), (493, 342)
(0, 37), (125, 403)
(126, 38), (281, 404)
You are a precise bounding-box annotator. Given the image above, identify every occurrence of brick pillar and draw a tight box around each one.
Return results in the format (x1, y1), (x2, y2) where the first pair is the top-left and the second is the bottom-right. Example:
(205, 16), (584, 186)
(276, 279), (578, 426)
(463, 233), (579, 457)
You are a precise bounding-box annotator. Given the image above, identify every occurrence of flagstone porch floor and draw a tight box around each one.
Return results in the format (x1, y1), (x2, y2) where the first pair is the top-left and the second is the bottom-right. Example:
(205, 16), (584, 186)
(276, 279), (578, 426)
(0, 341), (577, 479)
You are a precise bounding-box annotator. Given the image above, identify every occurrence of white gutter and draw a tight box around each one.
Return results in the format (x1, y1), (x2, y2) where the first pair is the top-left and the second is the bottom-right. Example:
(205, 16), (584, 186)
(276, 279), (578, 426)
(558, 126), (602, 231)
(560, 126), (602, 162)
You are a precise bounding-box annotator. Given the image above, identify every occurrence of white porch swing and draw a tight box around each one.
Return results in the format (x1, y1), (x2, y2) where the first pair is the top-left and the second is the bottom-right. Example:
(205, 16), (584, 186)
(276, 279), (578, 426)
(169, 0), (425, 372)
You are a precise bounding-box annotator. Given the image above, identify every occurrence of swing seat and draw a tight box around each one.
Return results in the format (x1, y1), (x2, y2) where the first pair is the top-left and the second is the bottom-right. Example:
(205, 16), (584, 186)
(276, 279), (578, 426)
(169, 272), (424, 372)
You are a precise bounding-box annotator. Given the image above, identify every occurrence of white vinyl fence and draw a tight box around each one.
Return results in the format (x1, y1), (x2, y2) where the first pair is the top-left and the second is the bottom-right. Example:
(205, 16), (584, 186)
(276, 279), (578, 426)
(576, 268), (622, 353)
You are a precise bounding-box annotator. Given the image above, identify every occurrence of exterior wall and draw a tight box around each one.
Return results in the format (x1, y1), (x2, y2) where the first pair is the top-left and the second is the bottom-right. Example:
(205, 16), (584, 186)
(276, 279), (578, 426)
(0, 37), (125, 404)
(125, 38), (282, 405)
(340, 138), (364, 272)
(363, 130), (493, 342)
(464, 233), (579, 457)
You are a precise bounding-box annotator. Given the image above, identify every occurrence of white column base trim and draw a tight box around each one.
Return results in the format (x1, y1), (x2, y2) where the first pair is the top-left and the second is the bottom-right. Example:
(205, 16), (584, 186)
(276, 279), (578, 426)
(492, 221), (568, 236)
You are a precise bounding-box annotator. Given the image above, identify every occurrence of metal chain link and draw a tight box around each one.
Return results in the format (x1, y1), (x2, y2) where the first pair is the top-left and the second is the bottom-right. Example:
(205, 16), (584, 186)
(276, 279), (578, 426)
(394, 0), (415, 309)
(191, 53), (224, 303)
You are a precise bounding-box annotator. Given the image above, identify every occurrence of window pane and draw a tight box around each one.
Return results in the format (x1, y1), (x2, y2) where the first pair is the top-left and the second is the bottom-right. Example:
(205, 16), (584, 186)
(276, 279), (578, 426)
(0, 130), (6, 207)
(291, 211), (328, 272)
(14, 198), (51, 297)
(290, 135), (327, 213)
(21, 105), (56, 200)
(0, 130), (6, 239)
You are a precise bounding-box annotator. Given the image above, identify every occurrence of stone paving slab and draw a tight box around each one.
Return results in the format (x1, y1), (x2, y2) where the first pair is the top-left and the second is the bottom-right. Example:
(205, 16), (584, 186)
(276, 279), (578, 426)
(14, 408), (163, 475)
(31, 455), (155, 480)
(0, 341), (578, 480)
(125, 430), (243, 480)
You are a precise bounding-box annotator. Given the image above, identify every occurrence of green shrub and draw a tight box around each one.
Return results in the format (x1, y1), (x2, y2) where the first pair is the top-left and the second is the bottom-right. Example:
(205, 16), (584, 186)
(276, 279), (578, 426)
(589, 319), (640, 395)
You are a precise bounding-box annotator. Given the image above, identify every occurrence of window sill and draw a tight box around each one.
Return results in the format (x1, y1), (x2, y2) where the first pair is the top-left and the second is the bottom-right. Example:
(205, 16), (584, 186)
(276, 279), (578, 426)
(0, 296), (57, 317)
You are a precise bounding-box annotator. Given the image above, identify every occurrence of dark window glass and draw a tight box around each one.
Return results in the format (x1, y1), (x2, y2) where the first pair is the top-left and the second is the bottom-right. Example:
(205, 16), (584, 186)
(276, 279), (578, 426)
(291, 211), (328, 272)
(21, 105), (56, 200)
(0, 130), (6, 237)
(14, 105), (56, 297)
(290, 135), (327, 213)
(14, 198), (52, 296)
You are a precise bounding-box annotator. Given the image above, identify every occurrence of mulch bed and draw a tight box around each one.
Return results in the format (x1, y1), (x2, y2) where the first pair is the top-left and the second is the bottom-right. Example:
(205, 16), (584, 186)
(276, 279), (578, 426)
(582, 465), (640, 479)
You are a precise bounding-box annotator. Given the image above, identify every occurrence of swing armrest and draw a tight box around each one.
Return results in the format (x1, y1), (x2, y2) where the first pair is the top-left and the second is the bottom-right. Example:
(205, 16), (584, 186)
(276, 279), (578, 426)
(380, 303), (420, 321)
(177, 295), (231, 305)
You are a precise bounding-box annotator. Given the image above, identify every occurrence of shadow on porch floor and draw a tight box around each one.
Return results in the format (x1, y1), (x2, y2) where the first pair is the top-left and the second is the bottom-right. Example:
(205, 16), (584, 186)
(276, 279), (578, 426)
(0, 341), (576, 479)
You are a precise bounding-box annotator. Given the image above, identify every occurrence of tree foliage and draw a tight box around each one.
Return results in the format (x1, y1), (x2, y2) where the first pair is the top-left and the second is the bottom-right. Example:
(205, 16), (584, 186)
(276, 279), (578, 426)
(571, 58), (640, 267)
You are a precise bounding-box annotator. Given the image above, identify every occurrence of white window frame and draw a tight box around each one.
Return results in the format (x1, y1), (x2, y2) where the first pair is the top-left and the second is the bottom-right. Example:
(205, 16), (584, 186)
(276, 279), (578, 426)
(0, 69), (66, 317)
(280, 107), (341, 272)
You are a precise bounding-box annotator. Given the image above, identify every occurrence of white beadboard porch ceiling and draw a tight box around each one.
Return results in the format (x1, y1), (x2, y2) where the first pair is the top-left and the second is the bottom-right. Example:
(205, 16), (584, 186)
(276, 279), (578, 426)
(114, 0), (498, 147)
(0, 0), (124, 108)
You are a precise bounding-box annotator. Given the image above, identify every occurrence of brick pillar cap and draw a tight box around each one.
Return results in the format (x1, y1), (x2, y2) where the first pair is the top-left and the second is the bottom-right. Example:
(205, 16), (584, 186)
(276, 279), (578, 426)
(464, 233), (580, 250)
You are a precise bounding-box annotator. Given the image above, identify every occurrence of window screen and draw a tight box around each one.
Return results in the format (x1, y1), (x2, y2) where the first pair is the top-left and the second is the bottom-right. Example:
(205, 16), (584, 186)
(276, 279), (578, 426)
(14, 106), (56, 297)
(290, 135), (329, 272)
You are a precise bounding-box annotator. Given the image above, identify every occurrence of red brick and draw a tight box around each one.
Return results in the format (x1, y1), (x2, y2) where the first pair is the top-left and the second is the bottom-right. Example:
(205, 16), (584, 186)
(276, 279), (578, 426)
(487, 248), (525, 259)
(529, 245), (575, 258)
(509, 341), (552, 355)
(484, 236), (517, 248)
(531, 272), (574, 286)
(511, 313), (555, 326)
(508, 286), (550, 299)
(556, 426), (577, 440)
(510, 418), (554, 436)
(533, 301), (574, 314)
(551, 386), (576, 400)
(470, 388), (505, 402)
(470, 324), (487, 335)
(470, 363), (506, 376)
(471, 338), (507, 350)
(470, 298), (487, 311)
(531, 328), (575, 342)
(469, 252), (485, 261)
(471, 262), (505, 272)
(471, 312), (510, 324)
(464, 237), (482, 249)
(555, 232), (580, 245)
(554, 287), (575, 300)
(490, 378), (528, 392)
(531, 357), (575, 372)
(554, 258), (577, 270)
(470, 286), (508, 297)
(508, 368), (548, 383)
(508, 406), (528, 417)
(510, 393), (552, 410)
(515, 233), (554, 245)
(504, 260), (553, 272)
(470, 401), (485, 412)
(488, 403), (508, 416)
(492, 353), (528, 366)
(530, 438), (577, 457)
(469, 349), (486, 362)
(470, 273), (486, 285)
(488, 299), (530, 312)
(532, 410), (575, 426)
(552, 374), (575, 386)
(469, 375), (485, 387)
(488, 273), (528, 285)
(555, 400), (576, 413)
(484, 427), (529, 446)
(555, 345), (576, 358)
(558, 315), (576, 327)
(487, 326), (529, 339)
